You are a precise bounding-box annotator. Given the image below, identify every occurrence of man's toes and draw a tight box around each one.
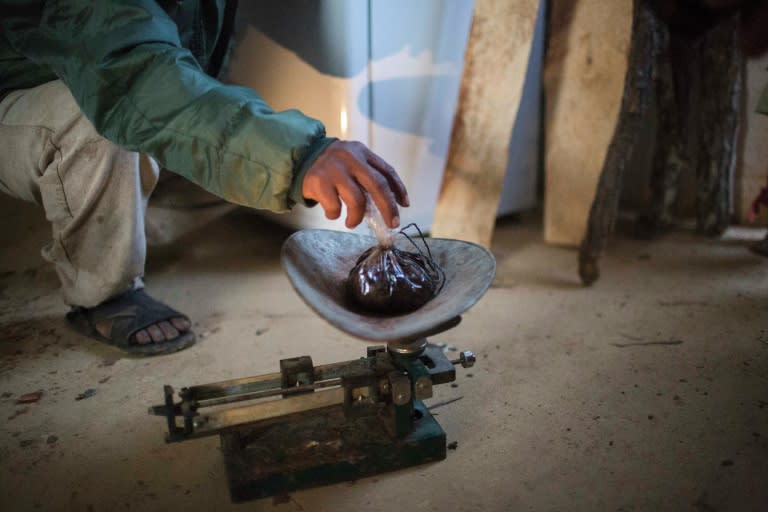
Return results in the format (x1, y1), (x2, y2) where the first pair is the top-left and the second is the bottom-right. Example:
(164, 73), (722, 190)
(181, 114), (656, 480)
(134, 329), (152, 345)
(147, 324), (165, 343)
(158, 321), (179, 340)
(170, 317), (191, 332)
(94, 320), (112, 339)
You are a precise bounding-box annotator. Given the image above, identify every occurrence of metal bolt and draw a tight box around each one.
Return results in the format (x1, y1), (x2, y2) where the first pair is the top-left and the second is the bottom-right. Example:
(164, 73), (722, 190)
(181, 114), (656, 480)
(451, 351), (476, 368)
(414, 377), (433, 400)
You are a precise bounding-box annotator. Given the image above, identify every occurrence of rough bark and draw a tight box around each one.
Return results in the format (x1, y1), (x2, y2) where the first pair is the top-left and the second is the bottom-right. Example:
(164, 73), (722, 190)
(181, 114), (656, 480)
(694, 16), (744, 236)
(635, 25), (687, 237)
(639, 13), (744, 238)
(579, 1), (744, 285)
(578, 0), (661, 285)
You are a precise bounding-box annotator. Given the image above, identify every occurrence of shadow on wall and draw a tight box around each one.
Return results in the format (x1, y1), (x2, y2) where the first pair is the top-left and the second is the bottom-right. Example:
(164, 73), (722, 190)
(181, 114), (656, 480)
(235, 1), (447, 78)
(357, 75), (459, 154)
(498, 0), (547, 215)
(231, 0), (546, 219)
(234, 1), (344, 76)
(233, 0), (473, 154)
(235, 1), (463, 77)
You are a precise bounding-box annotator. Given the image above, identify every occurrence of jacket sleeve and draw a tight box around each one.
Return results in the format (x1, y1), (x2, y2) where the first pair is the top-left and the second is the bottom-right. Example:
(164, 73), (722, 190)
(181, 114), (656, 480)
(1, 0), (332, 211)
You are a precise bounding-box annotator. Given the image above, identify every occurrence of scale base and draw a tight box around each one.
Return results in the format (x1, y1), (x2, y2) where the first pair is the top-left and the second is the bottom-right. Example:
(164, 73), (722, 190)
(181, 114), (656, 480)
(221, 401), (446, 502)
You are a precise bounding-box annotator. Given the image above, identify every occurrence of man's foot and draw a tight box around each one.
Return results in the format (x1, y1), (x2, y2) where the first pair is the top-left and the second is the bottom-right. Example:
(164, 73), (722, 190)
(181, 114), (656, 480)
(122, 317), (191, 345)
(66, 289), (196, 355)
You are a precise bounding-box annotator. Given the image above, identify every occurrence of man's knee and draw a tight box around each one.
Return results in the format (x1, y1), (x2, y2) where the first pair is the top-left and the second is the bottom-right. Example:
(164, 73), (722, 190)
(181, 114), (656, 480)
(2, 80), (92, 136)
(32, 82), (160, 204)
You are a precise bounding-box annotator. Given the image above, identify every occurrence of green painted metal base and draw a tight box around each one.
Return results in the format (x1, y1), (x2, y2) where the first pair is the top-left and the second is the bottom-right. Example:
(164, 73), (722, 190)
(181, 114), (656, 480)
(220, 401), (446, 502)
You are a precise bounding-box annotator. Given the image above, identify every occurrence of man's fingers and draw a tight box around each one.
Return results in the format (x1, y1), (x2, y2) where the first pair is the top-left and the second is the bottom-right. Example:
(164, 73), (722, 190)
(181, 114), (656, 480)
(354, 167), (400, 229)
(310, 179), (342, 220)
(336, 176), (367, 228)
(301, 140), (409, 230)
(366, 151), (409, 207)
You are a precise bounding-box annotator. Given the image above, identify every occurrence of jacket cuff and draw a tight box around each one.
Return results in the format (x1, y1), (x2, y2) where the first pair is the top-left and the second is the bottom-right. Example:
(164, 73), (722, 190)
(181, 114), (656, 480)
(289, 136), (338, 208)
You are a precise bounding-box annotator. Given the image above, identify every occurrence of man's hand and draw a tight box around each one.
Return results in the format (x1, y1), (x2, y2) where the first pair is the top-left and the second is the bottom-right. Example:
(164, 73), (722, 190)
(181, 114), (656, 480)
(301, 140), (409, 229)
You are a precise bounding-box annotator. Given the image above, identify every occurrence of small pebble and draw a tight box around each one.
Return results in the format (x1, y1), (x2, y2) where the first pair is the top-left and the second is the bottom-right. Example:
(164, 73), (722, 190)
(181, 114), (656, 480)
(15, 390), (43, 404)
(75, 389), (97, 401)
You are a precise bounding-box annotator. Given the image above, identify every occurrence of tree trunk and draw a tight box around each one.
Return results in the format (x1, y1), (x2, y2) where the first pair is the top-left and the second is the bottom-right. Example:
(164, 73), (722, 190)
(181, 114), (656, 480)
(694, 16), (744, 236)
(578, 1), (744, 285)
(578, 0), (661, 285)
(641, 14), (744, 238)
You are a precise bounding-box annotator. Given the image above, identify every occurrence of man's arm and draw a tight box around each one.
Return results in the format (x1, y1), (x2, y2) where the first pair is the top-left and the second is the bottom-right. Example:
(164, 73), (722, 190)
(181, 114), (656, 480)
(1, 0), (407, 226)
(302, 140), (408, 228)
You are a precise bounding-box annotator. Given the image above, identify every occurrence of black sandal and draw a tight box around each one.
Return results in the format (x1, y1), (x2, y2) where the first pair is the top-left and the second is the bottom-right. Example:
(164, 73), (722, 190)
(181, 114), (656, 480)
(66, 289), (196, 355)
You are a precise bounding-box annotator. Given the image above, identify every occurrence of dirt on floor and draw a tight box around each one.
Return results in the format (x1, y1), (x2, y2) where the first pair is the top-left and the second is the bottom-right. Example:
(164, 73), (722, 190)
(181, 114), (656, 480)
(1, 199), (767, 512)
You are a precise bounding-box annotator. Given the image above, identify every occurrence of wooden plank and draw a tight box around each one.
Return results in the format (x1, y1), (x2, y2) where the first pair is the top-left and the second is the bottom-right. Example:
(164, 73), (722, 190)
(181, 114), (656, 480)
(543, 0), (634, 246)
(431, 0), (540, 247)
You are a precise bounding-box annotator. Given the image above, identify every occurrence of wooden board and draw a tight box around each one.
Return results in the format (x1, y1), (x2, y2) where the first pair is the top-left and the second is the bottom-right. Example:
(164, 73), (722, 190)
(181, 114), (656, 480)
(431, 0), (540, 248)
(543, 0), (634, 246)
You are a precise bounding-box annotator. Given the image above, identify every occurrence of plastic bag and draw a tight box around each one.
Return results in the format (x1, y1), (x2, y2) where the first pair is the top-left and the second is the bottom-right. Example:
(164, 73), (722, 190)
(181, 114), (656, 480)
(346, 201), (444, 314)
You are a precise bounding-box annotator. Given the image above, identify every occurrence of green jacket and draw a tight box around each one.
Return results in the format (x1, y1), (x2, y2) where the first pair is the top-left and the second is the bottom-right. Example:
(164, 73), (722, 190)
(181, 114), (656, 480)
(0, 0), (333, 211)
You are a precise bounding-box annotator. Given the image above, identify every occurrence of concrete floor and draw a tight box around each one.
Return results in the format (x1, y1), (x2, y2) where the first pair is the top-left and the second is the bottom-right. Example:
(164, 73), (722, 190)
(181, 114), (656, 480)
(1, 199), (767, 512)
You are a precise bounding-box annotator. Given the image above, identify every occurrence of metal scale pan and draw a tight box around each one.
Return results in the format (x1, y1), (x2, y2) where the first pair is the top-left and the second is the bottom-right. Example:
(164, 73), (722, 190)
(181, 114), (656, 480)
(281, 229), (497, 343)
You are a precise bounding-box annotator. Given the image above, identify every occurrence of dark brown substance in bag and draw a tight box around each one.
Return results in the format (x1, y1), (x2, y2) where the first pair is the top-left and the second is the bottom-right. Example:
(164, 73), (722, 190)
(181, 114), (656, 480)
(346, 225), (444, 315)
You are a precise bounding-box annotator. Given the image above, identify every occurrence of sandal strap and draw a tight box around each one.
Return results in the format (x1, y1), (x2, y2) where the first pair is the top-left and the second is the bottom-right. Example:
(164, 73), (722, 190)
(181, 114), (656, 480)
(77, 289), (187, 349)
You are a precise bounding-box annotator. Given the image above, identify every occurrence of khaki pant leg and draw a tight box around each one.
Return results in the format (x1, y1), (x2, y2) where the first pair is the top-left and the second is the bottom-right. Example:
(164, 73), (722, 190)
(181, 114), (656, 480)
(0, 80), (159, 307)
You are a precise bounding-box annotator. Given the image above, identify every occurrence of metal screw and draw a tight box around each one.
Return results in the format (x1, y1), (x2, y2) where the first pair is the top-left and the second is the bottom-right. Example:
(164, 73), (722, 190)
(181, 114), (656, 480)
(451, 351), (476, 368)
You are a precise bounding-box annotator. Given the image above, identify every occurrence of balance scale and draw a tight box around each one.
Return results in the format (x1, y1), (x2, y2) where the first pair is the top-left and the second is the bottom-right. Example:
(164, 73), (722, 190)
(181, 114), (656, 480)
(149, 229), (496, 502)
